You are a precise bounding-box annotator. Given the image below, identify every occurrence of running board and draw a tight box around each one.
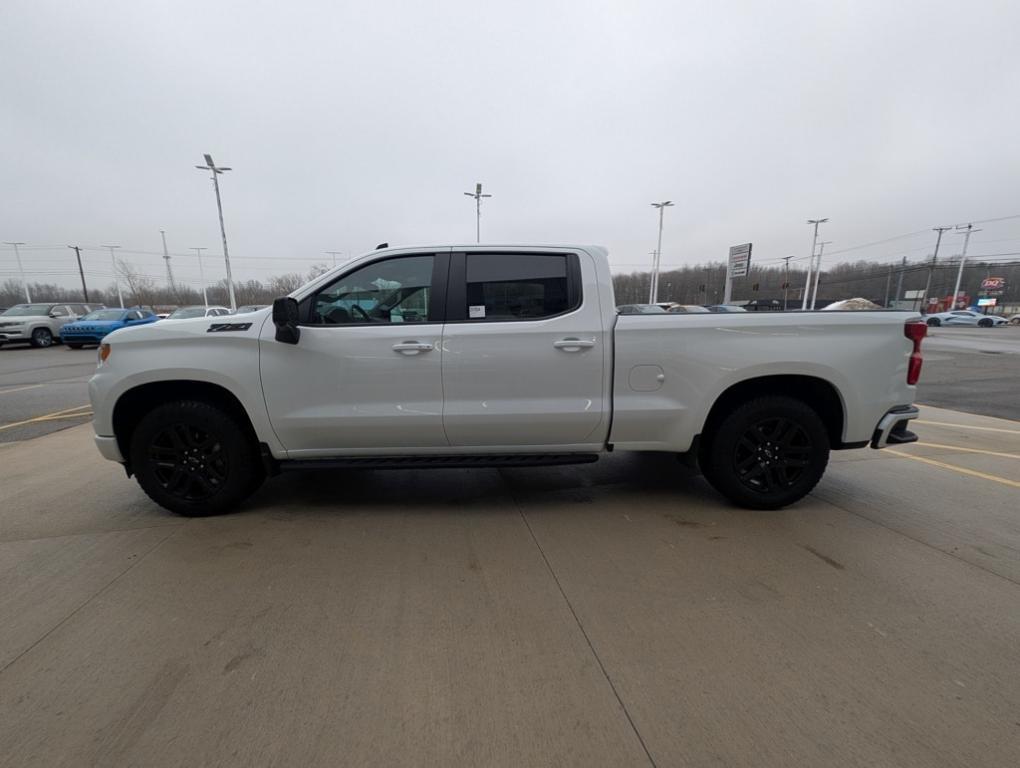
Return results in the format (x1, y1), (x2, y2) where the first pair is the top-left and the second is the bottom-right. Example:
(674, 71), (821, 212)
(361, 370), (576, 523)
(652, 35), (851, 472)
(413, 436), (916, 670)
(278, 453), (600, 472)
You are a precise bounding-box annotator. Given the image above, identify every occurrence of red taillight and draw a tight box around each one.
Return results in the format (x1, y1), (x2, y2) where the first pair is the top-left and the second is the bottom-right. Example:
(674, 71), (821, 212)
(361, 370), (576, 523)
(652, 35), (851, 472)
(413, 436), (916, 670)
(904, 321), (926, 385)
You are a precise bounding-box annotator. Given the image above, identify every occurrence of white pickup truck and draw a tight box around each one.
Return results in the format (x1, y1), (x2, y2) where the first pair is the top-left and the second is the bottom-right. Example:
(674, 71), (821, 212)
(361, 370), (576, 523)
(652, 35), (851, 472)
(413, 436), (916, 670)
(89, 245), (927, 516)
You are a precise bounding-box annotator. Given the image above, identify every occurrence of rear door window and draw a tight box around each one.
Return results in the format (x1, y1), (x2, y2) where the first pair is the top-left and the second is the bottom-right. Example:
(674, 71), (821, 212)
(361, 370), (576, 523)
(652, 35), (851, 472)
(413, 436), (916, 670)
(463, 253), (578, 321)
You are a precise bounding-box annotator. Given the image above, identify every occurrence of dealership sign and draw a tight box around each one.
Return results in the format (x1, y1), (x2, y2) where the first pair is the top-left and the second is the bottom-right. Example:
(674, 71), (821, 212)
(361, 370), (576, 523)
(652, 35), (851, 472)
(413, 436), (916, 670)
(980, 276), (1005, 296)
(728, 243), (752, 278)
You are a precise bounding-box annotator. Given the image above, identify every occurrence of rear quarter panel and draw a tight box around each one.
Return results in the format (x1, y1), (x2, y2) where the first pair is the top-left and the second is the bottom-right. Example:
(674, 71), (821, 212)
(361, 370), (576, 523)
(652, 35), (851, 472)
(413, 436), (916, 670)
(609, 311), (920, 451)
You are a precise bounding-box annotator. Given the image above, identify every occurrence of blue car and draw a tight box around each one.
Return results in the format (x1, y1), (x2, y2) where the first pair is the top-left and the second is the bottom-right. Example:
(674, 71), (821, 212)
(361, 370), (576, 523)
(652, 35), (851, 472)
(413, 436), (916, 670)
(60, 308), (158, 348)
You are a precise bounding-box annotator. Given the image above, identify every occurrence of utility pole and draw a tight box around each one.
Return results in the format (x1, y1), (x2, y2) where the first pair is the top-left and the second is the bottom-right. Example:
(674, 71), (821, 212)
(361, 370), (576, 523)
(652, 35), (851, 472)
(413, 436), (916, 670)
(325, 251), (343, 268)
(190, 247), (209, 307)
(921, 226), (951, 314)
(802, 218), (829, 310)
(884, 263), (893, 307)
(810, 240), (831, 309)
(100, 244), (124, 307)
(782, 255), (792, 310)
(893, 255), (907, 308)
(195, 154), (236, 311)
(67, 245), (89, 302)
(159, 229), (177, 297)
(463, 183), (492, 243)
(951, 224), (979, 309)
(3, 242), (30, 301)
(649, 201), (674, 303)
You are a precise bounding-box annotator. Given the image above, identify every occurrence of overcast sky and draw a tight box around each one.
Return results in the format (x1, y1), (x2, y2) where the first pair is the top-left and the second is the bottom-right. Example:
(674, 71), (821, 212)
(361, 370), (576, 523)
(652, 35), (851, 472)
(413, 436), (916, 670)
(3, 0), (1019, 292)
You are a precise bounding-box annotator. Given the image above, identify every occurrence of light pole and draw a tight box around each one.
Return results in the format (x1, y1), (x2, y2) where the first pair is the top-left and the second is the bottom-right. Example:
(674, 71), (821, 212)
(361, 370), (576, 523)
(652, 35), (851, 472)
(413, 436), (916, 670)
(802, 218), (828, 310)
(782, 255), (792, 310)
(100, 244), (124, 307)
(3, 242), (30, 301)
(810, 240), (831, 309)
(159, 229), (176, 296)
(650, 201), (674, 303)
(951, 224), (980, 309)
(921, 226), (951, 313)
(463, 183), (492, 243)
(191, 247), (209, 307)
(195, 154), (236, 311)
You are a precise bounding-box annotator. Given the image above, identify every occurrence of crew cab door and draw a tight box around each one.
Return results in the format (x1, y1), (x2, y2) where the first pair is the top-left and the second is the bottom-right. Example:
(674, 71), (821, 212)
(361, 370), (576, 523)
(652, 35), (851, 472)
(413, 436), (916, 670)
(441, 250), (609, 447)
(260, 252), (449, 455)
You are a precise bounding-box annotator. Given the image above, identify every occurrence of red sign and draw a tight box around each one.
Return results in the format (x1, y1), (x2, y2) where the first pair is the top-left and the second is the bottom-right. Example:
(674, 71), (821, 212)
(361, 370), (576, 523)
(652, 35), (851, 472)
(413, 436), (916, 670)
(980, 276), (1005, 295)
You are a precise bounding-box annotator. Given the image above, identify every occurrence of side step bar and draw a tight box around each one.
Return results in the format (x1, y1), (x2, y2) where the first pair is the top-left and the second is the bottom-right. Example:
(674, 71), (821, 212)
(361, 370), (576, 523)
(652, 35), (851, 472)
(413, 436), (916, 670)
(277, 453), (600, 472)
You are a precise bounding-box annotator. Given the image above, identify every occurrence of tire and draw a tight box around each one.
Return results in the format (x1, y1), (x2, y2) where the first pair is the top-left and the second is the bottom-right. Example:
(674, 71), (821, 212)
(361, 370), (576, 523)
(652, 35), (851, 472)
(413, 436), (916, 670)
(29, 328), (53, 348)
(129, 400), (263, 516)
(66, 342), (84, 349)
(978, 318), (993, 327)
(926, 317), (941, 327)
(700, 396), (830, 510)
(1011, 317), (1020, 325)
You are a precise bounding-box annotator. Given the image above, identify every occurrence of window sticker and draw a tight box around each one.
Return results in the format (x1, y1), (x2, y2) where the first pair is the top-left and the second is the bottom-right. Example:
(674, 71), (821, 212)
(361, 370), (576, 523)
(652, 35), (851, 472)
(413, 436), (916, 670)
(469, 305), (486, 319)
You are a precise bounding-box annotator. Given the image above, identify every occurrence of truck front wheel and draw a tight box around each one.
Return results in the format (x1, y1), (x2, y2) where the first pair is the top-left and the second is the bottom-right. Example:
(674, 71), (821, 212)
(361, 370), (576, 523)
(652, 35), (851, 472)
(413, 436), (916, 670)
(700, 396), (829, 510)
(130, 400), (263, 516)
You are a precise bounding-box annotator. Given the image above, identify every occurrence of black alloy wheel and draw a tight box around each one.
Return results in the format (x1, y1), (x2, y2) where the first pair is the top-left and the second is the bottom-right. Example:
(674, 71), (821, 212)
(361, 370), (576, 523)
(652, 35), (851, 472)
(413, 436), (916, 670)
(733, 416), (813, 495)
(926, 317), (941, 327)
(30, 328), (53, 347)
(700, 395), (830, 510)
(148, 423), (229, 503)
(131, 400), (263, 516)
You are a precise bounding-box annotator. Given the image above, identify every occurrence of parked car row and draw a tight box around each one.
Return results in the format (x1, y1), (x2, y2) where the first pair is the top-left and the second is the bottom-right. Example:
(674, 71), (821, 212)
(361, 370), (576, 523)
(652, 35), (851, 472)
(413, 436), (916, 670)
(617, 303), (748, 314)
(0, 303), (270, 349)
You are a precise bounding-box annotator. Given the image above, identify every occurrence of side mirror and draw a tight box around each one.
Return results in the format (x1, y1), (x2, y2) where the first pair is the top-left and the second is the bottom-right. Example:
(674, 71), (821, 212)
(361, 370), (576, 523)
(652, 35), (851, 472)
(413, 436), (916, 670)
(272, 297), (301, 345)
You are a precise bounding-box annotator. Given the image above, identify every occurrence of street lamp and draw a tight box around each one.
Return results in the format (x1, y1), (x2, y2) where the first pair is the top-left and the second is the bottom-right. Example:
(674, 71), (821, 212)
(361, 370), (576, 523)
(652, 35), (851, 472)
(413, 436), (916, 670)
(195, 154), (236, 311)
(649, 201), (674, 303)
(802, 218), (829, 310)
(3, 242), (29, 301)
(463, 183), (492, 243)
(100, 244), (124, 307)
(191, 247), (209, 308)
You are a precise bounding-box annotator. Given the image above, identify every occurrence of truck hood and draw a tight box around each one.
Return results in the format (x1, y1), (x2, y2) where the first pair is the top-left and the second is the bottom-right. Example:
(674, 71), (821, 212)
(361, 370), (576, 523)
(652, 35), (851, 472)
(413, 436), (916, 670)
(104, 310), (271, 345)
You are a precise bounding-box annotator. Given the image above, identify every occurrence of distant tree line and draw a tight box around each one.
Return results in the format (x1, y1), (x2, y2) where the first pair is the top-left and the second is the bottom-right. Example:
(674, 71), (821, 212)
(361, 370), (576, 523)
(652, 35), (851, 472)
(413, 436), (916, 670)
(612, 258), (1020, 311)
(2, 257), (1018, 312)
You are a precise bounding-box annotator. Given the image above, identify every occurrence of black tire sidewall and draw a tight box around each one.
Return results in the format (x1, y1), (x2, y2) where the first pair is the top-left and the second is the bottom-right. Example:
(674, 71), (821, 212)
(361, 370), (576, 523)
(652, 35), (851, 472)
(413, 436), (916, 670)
(31, 328), (53, 347)
(130, 400), (261, 516)
(701, 396), (830, 510)
(927, 318), (940, 327)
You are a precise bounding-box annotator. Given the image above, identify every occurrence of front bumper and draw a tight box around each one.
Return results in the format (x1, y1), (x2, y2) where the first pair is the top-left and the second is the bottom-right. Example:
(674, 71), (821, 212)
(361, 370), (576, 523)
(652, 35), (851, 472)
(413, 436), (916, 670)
(0, 329), (30, 341)
(871, 405), (920, 449)
(94, 434), (125, 462)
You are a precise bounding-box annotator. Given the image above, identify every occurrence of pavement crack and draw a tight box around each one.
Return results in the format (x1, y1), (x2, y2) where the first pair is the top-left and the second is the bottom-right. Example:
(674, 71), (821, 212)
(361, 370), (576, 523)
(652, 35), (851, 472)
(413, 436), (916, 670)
(0, 525), (182, 678)
(502, 473), (658, 768)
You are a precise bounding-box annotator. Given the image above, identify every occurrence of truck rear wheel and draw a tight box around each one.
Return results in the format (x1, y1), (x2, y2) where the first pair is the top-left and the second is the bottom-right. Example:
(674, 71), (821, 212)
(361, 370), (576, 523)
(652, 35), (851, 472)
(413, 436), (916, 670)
(129, 400), (263, 516)
(700, 396), (829, 510)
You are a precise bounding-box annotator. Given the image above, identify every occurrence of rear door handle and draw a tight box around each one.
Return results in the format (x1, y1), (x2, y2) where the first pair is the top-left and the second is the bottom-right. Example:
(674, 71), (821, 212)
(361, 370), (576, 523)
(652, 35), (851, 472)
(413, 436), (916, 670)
(392, 341), (433, 355)
(553, 338), (595, 352)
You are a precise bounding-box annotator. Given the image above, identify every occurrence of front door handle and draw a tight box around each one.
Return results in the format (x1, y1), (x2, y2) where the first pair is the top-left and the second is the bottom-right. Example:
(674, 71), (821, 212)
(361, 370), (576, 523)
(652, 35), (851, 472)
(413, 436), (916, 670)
(553, 338), (595, 352)
(392, 341), (433, 355)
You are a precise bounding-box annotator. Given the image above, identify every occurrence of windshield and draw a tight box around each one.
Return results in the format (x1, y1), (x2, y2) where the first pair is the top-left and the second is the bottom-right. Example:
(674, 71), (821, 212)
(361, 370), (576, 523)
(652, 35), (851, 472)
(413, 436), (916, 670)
(2, 305), (52, 317)
(82, 309), (125, 321)
(167, 307), (206, 319)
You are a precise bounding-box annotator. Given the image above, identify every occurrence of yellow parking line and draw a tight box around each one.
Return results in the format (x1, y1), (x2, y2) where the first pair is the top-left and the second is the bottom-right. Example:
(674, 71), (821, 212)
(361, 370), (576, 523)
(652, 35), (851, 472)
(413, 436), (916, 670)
(886, 449), (1020, 489)
(0, 404), (93, 432)
(907, 442), (1020, 460)
(0, 384), (45, 396)
(915, 419), (1020, 436)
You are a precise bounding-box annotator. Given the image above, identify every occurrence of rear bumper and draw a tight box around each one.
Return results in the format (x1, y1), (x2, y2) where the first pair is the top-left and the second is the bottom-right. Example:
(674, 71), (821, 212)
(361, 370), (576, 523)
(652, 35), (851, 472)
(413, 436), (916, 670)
(871, 405), (920, 449)
(94, 434), (124, 462)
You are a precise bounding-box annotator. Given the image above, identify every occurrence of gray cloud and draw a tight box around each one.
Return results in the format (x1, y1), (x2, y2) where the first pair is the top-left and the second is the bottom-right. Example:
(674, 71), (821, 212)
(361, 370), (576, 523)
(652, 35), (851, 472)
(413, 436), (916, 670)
(3, 0), (1019, 292)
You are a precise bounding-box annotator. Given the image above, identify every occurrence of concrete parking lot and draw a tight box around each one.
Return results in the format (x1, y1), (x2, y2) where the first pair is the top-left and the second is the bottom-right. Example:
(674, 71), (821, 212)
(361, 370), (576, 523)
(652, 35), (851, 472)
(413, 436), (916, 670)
(1, 330), (1019, 767)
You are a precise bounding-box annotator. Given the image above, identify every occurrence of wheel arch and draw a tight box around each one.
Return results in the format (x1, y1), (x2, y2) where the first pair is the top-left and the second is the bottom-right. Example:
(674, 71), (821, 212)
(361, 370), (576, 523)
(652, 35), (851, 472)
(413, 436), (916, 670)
(700, 374), (847, 450)
(112, 380), (260, 468)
